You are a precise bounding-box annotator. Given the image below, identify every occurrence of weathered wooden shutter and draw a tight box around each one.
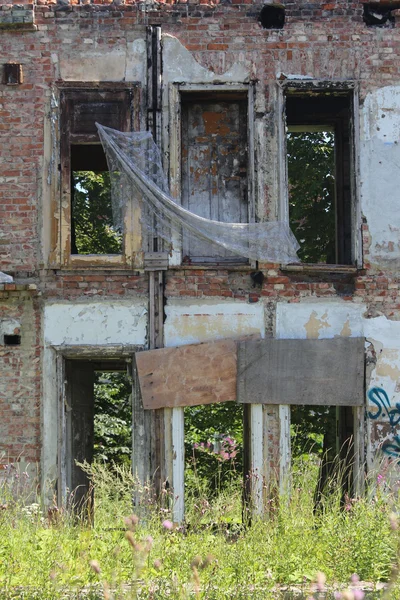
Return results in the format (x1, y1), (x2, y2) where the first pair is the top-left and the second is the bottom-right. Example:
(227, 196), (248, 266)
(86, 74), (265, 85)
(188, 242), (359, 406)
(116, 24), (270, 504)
(181, 96), (248, 263)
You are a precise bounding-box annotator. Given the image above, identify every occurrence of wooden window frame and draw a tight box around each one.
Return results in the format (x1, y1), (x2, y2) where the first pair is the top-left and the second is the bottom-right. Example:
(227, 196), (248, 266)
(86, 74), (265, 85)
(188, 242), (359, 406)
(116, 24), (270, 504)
(58, 83), (142, 270)
(277, 80), (362, 269)
(166, 83), (256, 268)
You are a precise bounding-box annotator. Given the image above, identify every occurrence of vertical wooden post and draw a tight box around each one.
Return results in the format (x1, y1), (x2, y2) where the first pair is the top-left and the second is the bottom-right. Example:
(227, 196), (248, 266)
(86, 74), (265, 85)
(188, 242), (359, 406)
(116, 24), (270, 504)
(172, 407), (185, 523)
(249, 404), (264, 516)
(57, 354), (66, 507)
(353, 405), (365, 496)
(279, 405), (291, 496)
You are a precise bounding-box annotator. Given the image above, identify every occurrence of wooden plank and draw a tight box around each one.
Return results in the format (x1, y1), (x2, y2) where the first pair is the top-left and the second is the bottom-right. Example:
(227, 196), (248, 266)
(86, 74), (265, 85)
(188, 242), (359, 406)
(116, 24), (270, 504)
(136, 339), (237, 409)
(237, 337), (364, 406)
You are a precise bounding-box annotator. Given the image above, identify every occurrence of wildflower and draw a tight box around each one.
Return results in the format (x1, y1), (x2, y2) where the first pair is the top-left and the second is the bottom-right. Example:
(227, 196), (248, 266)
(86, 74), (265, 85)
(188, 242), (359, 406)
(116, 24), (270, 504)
(162, 519), (173, 530)
(154, 559), (162, 570)
(89, 560), (101, 575)
(145, 535), (153, 551)
(190, 555), (202, 569)
(124, 514), (139, 530)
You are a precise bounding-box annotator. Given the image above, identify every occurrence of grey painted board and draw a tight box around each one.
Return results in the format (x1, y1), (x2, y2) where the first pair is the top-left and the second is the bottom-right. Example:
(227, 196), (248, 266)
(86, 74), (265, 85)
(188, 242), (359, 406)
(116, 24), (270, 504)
(237, 337), (364, 406)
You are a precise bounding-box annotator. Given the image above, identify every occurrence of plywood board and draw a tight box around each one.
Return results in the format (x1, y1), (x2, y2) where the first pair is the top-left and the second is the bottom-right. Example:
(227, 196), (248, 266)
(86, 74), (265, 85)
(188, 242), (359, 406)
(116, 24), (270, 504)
(237, 337), (364, 406)
(136, 339), (237, 409)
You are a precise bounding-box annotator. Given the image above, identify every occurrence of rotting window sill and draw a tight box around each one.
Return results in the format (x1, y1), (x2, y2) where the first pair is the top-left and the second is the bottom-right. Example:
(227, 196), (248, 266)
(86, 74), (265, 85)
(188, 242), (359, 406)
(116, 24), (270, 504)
(281, 263), (360, 274)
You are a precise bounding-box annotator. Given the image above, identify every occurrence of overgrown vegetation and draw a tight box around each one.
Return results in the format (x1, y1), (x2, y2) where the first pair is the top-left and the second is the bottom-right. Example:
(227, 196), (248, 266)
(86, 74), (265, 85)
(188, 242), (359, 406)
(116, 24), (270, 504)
(72, 171), (122, 255)
(2, 457), (400, 599)
(287, 131), (336, 264)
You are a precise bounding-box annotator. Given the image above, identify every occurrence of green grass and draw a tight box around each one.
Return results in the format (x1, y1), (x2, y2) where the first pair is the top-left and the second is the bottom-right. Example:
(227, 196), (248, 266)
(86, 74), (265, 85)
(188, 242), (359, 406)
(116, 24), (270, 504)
(1, 458), (400, 599)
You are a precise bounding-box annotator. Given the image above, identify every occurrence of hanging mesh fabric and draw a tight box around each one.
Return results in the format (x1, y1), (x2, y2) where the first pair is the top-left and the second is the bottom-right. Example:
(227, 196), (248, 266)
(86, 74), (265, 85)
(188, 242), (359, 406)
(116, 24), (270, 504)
(96, 123), (300, 264)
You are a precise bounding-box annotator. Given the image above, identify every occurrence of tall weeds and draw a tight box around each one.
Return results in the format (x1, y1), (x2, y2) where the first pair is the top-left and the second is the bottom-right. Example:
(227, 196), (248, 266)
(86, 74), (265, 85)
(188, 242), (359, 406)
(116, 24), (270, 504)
(0, 456), (399, 599)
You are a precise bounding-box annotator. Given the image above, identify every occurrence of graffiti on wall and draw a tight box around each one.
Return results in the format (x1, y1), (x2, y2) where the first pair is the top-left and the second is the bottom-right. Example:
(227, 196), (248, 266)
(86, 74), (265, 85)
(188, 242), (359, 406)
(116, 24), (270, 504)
(367, 387), (400, 457)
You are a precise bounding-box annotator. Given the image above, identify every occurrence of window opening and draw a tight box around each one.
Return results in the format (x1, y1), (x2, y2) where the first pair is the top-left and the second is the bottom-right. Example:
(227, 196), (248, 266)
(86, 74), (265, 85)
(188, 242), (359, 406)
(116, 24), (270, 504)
(286, 93), (353, 265)
(64, 360), (131, 509)
(60, 88), (132, 260)
(184, 402), (243, 525)
(258, 4), (285, 29)
(71, 145), (122, 255)
(363, 3), (400, 27)
(291, 405), (354, 506)
(4, 334), (21, 346)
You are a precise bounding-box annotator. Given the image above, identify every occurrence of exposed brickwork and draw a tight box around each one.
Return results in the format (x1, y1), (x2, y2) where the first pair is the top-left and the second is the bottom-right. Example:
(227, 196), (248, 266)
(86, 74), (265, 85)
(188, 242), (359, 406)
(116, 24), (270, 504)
(0, 291), (41, 466)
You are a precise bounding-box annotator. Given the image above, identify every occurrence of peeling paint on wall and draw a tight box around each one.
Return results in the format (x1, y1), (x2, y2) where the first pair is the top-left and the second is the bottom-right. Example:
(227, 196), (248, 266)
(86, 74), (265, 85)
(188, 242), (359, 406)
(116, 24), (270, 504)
(44, 301), (148, 346)
(361, 85), (400, 267)
(162, 35), (251, 84)
(164, 298), (264, 347)
(276, 302), (365, 340)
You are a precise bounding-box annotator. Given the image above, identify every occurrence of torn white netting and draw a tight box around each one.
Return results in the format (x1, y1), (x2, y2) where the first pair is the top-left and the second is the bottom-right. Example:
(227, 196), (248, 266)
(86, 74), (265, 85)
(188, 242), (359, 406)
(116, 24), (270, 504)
(0, 272), (13, 283)
(96, 124), (300, 264)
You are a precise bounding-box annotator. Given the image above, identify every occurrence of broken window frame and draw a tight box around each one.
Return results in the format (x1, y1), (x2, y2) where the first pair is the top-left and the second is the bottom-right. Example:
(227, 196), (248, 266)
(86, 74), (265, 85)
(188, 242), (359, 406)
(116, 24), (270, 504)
(166, 83), (256, 267)
(277, 80), (362, 269)
(58, 83), (142, 269)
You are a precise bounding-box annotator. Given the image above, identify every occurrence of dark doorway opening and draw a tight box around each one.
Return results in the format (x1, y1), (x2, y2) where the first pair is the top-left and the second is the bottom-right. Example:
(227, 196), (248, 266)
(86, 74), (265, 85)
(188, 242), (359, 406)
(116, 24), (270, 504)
(291, 405), (355, 505)
(64, 359), (131, 509)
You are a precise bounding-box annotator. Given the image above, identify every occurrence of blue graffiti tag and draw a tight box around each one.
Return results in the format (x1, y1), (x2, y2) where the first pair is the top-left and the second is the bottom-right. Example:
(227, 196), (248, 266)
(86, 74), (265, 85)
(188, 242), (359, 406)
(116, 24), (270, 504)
(367, 387), (400, 457)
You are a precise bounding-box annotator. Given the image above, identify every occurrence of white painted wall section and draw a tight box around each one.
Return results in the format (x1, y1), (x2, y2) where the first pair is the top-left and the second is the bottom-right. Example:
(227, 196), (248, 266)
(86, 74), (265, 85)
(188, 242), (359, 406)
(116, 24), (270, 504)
(58, 39), (146, 83)
(360, 85), (400, 267)
(44, 300), (148, 346)
(276, 301), (366, 340)
(164, 298), (264, 347)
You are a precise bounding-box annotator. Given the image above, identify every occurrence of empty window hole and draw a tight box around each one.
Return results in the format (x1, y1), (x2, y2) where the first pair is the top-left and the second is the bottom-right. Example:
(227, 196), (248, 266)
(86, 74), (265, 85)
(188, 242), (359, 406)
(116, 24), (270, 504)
(363, 3), (400, 27)
(4, 335), (21, 346)
(258, 4), (285, 29)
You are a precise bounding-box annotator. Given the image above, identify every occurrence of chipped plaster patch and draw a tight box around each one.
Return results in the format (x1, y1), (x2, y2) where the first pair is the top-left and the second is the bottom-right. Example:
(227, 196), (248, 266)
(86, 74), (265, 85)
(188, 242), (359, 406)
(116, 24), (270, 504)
(164, 298), (264, 347)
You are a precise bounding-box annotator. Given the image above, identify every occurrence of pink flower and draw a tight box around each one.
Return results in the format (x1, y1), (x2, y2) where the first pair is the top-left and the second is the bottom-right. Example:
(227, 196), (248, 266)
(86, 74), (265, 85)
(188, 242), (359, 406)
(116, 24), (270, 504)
(162, 519), (173, 530)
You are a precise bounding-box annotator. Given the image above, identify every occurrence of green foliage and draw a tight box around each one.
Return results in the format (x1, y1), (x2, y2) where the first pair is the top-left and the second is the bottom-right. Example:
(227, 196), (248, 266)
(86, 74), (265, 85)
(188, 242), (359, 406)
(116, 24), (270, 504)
(291, 405), (336, 458)
(287, 131), (336, 264)
(72, 171), (122, 255)
(184, 402), (243, 495)
(93, 372), (132, 467)
(1, 459), (400, 599)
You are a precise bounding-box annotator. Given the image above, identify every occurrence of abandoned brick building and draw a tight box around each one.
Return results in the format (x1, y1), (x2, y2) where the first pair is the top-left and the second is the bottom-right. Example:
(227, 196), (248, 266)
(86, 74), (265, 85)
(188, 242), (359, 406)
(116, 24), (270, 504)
(1, 0), (400, 520)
